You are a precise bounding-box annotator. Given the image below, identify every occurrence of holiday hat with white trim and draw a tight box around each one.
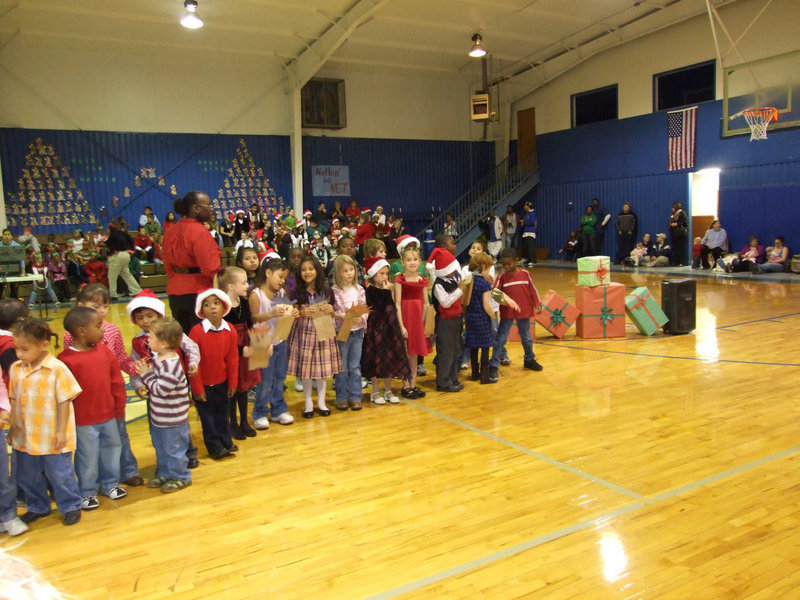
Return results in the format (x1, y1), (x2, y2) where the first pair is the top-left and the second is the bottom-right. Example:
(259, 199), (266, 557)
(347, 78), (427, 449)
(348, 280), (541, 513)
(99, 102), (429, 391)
(303, 210), (312, 217)
(258, 248), (281, 265)
(126, 289), (166, 323)
(395, 234), (420, 254)
(236, 209), (246, 215)
(364, 256), (390, 279)
(427, 247), (459, 278)
(195, 288), (232, 319)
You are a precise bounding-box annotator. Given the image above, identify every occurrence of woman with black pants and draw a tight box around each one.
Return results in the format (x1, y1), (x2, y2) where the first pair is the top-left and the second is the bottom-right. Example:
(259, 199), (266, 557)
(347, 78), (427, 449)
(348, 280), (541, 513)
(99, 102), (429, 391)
(162, 191), (223, 334)
(669, 202), (690, 266)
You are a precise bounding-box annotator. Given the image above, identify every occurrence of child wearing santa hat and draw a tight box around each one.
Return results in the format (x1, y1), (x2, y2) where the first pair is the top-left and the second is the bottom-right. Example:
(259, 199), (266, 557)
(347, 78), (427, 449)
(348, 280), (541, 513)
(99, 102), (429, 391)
(428, 247), (467, 392)
(394, 245), (431, 399)
(188, 289), (240, 460)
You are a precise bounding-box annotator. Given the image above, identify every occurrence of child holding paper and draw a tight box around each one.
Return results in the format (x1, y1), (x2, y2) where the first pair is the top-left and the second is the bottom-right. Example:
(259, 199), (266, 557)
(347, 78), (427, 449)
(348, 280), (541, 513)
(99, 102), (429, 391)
(331, 255), (367, 410)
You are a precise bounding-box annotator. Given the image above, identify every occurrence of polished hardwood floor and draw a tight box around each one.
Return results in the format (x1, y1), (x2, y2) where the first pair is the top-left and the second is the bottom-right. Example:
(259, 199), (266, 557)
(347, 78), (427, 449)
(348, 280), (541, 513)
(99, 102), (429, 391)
(6, 265), (800, 599)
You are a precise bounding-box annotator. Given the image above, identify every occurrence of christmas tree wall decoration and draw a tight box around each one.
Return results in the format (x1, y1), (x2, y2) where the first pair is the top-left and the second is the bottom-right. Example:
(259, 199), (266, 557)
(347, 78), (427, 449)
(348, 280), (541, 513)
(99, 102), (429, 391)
(212, 138), (284, 217)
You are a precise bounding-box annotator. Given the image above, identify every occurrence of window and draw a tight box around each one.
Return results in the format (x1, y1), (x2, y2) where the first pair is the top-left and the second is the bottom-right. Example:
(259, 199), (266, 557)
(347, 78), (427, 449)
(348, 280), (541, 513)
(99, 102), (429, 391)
(571, 85), (618, 127)
(301, 78), (347, 129)
(654, 60), (715, 111)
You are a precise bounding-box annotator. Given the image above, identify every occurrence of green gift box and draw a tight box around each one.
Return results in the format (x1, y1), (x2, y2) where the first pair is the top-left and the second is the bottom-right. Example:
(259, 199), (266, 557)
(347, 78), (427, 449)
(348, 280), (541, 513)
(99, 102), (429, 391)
(576, 256), (611, 287)
(625, 286), (669, 336)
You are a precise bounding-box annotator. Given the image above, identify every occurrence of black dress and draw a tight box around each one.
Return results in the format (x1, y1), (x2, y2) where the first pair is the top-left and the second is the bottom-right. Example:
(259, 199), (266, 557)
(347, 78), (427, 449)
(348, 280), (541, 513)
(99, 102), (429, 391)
(361, 286), (412, 380)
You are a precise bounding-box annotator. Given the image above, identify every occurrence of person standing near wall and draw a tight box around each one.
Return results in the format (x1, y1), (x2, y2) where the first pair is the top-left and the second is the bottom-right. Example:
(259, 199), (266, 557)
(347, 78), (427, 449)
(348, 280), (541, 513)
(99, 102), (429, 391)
(163, 191), (223, 333)
(520, 201), (537, 266)
(503, 205), (518, 249)
(106, 220), (142, 300)
(668, 202), (689, 266)
(615, 203), (637, 264)
(590, 198), (610, 255)
(485, 210), (504, 259)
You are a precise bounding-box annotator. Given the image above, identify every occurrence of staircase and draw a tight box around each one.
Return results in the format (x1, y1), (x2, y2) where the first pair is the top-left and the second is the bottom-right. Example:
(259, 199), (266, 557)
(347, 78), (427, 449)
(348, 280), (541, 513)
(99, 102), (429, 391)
(419, 153), (540, 258)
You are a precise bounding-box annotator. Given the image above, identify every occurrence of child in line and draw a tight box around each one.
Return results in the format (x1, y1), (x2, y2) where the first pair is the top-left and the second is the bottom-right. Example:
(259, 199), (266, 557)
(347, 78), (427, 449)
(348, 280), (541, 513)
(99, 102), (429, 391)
(126, 289), (201, 468)
(135, 318), (193, 493)
(429, 247), (466, 392)
(331, 255), (367, 410)
(329, 236), (364, 288)
(0, 374), (26, 536)
(189, 289), (239, 460)
(287, 257), (341, 418)
(463, 252), (496, 385)
(64, 283), (143, 484)
(361, 256), (410, 404)
(0, 299), (28, 385)
(59, 307), (127, 511)
(249, 258), (298, 429)
(220, 267), (261, 439)
(488, 248), (543, 381)
(389, 235), (429, 378)
(235, 246), (260, 289)
(10, 317), (83, 526)
(395, 246), (431, 398)
(691, 236), (704, 270)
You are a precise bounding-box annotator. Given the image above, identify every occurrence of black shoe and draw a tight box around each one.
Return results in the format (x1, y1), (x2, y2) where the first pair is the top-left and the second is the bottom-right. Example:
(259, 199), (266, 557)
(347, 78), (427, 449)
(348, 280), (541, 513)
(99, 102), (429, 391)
(317, 408), (331, 417)
(241, 422), (257, 437)
(230, 423), (246, 441)
(436, 384), (464, 392)
(227, 444), (239, 453)
(63, 510), (81, 526)
(411, 386), (426, 398)
(211, 449), (231, 460)
(523, 359), (544, 371)
(302, 410), (314, 419)
(187, 458), (200, 469)
(401, 387), (416, 399)
(488, 366), (499, 381)
(20, 510), (50, 524)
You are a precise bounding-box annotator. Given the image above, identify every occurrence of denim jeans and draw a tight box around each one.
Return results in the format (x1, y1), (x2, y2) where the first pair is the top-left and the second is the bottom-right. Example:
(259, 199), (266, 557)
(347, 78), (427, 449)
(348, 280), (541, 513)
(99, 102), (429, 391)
(15, 450), (81, 515)
(757, 262), (785, 273)
(75, 418), (122, 497)
(335, 328), (363, 404)
(490, 317), (535, 367)
(253, 342), (288, 420)
(117, 418), (140, 480)
(150, 422), (191, 482)
(0, 431), (17, 522)
(28, 279), (59, 305)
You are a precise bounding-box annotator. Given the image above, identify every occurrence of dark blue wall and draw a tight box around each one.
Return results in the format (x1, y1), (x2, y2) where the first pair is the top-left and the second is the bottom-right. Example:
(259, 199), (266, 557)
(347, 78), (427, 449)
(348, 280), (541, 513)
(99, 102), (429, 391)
(529, 100), (800, 256)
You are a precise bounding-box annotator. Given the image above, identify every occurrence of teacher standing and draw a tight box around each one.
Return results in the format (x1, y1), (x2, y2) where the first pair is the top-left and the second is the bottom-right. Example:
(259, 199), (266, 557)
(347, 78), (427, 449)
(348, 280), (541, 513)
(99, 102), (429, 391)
(163, 191), (223, 333)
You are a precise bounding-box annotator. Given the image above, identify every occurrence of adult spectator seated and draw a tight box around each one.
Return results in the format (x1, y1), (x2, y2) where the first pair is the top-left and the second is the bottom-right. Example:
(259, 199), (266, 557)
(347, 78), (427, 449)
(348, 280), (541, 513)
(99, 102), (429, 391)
(138, 206), (159, 228)
(219, 213), (235, 246)
(753, 236), (789, 274)
(345, 199), (361, 220)
(561, 231), (580, 261)
(642, 233), (672, 267)
(720, 235), (764, 273)
(699, 220), (728, 269)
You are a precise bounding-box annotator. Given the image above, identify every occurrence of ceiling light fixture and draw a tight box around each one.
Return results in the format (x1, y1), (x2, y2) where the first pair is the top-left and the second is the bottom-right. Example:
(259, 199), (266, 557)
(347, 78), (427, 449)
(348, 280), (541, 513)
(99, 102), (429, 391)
(469, 33), (486, 58)
(180, 0), (204, 29)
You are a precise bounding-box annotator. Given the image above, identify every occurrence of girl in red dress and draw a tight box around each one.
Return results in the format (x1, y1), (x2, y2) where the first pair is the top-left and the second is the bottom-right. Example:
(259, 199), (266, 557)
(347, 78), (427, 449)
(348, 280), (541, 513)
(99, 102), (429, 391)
(394, 246), (431, 399)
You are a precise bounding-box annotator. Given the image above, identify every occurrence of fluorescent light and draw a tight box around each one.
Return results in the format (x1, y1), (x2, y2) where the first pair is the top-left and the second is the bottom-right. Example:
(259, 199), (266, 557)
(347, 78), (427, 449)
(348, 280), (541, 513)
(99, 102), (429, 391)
(181, 0), (203, 29)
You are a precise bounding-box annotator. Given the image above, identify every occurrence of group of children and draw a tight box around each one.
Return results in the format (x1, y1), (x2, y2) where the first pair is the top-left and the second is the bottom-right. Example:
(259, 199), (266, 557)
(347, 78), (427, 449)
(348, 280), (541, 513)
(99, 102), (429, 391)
(0, 231), (545, 534)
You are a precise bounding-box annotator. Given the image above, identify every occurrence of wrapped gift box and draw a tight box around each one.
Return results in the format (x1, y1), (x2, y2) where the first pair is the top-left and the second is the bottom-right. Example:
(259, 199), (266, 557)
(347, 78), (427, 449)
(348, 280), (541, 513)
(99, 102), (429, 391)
(534, 289), (580, 339)
(575, 283), (626, 338)
(576, 255), (611, 287)
(625, 286), (669, 336)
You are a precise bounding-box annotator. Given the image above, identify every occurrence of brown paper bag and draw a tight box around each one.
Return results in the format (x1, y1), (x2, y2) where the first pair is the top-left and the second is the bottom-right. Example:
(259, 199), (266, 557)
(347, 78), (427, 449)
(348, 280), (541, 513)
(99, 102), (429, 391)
(272, 313), (295, 342)
(423, 304), (436, 337)
(335, 304), (370, 342)
(248, 328), (273, 370)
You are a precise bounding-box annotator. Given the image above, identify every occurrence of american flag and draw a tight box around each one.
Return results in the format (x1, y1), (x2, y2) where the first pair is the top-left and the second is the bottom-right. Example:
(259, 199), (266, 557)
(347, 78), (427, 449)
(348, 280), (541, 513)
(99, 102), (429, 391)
(667, 106), (697, 171)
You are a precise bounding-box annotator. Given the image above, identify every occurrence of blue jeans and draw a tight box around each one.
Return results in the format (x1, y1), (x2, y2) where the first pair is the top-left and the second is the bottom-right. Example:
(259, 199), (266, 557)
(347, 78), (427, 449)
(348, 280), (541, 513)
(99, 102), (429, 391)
(150, 422), (191, 482)
(28, 279), (59, 304)
(117, 418), (140, 480)
(15, 450), (81, 515)
(0, 431), (17, 522)
(253, 342), (288, 420)
(756, 262), (784, 273)
(75, 418), (121, 497)
(335, 328), (363, 404)
(490, 317), (535, 367)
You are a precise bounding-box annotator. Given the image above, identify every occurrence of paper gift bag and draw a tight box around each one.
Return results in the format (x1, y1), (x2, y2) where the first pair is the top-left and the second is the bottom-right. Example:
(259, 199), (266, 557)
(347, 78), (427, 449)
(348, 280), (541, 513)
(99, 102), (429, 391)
(248, 327), (273, 370)
(625, 286), (669, 336)
(534, 289), (580, 339)
(576, 256), (611, 287)
(575, 283), (626, 338)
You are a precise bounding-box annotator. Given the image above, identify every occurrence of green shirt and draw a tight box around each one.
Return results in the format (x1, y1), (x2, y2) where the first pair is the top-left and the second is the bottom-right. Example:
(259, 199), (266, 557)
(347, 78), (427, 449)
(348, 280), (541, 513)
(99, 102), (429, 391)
(285, 216), (297, 229)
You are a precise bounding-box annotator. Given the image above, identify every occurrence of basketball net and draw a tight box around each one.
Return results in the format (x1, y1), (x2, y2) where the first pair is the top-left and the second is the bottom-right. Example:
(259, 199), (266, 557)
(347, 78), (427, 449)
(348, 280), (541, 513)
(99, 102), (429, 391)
(742, 107), (778, 141)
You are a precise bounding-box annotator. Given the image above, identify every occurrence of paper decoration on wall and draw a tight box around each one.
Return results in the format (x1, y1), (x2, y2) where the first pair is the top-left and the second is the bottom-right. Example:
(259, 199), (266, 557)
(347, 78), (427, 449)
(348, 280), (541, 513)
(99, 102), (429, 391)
(213, 138), (279, 218)
(4, 137), (99, 231)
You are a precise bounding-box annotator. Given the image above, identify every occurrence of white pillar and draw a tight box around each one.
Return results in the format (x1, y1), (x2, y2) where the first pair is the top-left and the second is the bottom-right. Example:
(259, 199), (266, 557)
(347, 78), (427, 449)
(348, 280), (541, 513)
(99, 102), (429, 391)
(289, 86), (304, 214)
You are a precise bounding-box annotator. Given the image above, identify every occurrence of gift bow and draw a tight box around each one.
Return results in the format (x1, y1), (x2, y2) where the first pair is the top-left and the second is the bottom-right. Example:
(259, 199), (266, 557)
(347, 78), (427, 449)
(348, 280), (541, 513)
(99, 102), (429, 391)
(629, 292), (660, 326)
(578, 260), (610, 282)
(545, 303), (569, 327)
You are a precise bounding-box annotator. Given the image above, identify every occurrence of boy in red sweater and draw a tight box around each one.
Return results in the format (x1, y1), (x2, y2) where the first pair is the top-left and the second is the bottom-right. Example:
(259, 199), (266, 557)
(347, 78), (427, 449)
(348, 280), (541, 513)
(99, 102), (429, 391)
(58, 307), (128, 511)
(489, 248), (544, 382)
(189, 289), (239, 460)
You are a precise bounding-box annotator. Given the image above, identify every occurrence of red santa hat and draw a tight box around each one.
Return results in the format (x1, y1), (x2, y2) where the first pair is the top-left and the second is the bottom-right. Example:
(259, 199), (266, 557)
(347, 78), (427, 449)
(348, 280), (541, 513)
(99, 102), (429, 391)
(194, 288), (232, 319)
(228, 213), (235, 221)
(258, 248), (280, 265)
(236, 209), (246, 215)
(126, 289), (165, 323)
(360, 206), (371, 213)
(395, 234), (420, 254)
(303, 210), (312, 217)
(427, 247), (459, 278)
(332, 218), (340, 225)
(364, 256), (390, 279)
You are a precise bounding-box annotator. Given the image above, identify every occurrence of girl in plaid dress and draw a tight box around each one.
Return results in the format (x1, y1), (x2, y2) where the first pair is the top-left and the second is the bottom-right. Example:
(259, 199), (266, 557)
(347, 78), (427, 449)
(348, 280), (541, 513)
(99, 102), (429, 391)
(463, 252), (496, 384)
(287, 257), (342, 419)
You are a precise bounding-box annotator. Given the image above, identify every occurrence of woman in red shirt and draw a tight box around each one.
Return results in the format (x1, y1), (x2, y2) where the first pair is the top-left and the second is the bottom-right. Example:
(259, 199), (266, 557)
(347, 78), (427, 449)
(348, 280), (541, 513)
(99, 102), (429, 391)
(162, 192), (223, 333)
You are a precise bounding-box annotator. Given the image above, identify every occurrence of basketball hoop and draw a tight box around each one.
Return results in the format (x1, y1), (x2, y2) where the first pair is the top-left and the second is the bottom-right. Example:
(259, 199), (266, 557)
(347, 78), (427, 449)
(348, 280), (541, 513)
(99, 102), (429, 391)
(742, 107), (778, 141)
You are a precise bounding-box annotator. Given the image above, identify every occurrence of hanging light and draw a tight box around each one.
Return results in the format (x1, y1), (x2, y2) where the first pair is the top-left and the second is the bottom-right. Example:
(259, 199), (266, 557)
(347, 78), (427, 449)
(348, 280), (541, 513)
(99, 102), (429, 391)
(469, 33), (486, 58)
(180, 0), (204, 29)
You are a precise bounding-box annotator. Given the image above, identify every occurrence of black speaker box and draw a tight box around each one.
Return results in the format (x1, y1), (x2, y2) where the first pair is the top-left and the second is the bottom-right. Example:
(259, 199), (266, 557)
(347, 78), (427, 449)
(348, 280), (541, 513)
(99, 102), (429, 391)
(661, 279), (696, 334)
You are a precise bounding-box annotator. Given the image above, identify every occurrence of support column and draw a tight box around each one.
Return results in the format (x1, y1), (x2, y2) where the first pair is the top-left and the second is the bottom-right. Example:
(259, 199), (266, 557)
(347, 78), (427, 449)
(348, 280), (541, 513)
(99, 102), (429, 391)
(289, 86), (304, 215)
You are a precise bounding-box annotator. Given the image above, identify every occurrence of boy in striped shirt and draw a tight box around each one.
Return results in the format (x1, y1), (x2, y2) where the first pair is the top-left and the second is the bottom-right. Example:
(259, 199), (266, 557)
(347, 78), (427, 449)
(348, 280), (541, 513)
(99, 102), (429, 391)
(134, 318), (192, 493)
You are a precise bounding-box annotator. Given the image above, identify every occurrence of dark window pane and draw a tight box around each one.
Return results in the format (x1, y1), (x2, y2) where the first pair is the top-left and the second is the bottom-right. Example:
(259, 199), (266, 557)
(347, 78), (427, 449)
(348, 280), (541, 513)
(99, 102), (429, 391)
(572, 85), (618, 127)
(655, 61), (715, 111)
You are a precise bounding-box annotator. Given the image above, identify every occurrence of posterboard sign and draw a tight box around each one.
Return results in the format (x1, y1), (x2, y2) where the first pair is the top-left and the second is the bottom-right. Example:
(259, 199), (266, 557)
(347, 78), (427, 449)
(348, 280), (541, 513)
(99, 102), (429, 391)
(312, 165), (350, 197)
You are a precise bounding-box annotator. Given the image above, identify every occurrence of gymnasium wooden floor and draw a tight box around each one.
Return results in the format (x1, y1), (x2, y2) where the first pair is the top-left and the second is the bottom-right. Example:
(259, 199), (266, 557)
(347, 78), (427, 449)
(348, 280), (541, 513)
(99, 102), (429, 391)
(7, 265), (800, 599)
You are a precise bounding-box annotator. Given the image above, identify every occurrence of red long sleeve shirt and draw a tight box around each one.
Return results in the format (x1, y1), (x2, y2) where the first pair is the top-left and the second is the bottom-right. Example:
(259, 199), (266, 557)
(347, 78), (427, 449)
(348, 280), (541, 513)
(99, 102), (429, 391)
(188, 320), (239, 389)
(494, 269), (541, 320)
(58, 343), (127, 424)
(162, 217), (222, 296)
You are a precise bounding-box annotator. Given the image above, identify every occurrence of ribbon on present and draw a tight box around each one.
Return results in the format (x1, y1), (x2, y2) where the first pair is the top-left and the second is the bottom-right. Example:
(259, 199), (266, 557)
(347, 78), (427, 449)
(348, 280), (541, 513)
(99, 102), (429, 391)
(629, 291), (659, 326)
(583, 286), (619, 336)
(577, 262), (610, 283)
(544, 302), (569, 328)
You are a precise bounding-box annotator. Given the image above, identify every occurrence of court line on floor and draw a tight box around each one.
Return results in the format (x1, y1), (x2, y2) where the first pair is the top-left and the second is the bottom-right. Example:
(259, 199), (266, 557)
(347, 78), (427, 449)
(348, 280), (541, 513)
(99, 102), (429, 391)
(716, 311), (800, 330)
(403, 400), (642, 500)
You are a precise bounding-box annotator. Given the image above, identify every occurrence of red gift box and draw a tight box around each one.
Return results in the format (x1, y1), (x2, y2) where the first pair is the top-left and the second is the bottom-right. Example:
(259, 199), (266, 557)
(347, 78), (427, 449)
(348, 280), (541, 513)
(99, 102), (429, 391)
(534, 289), (580, 339)
(575, 283), (626, 339)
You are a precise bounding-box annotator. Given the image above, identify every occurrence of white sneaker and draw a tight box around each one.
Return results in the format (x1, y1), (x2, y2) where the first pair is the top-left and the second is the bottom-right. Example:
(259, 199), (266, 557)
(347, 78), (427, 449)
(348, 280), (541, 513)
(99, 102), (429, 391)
(254, 417), (270, 430)
(81, 495), (100, 510)
(417, 364), (427, 376)
(361, 378), (368, 389)
(104, 486), (127, 500)
(370, 392), (386, 405)
(294, 379), (303, 392)
(385, 391), (400, 404)
(271, 412), (294, 425)
(1, 517), (28, 536)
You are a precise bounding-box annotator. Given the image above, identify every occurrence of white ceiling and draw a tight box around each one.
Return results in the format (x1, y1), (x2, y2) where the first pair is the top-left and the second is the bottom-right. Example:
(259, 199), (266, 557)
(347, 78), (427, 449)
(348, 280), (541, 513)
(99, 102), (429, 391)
(0, 0), (736, 92)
